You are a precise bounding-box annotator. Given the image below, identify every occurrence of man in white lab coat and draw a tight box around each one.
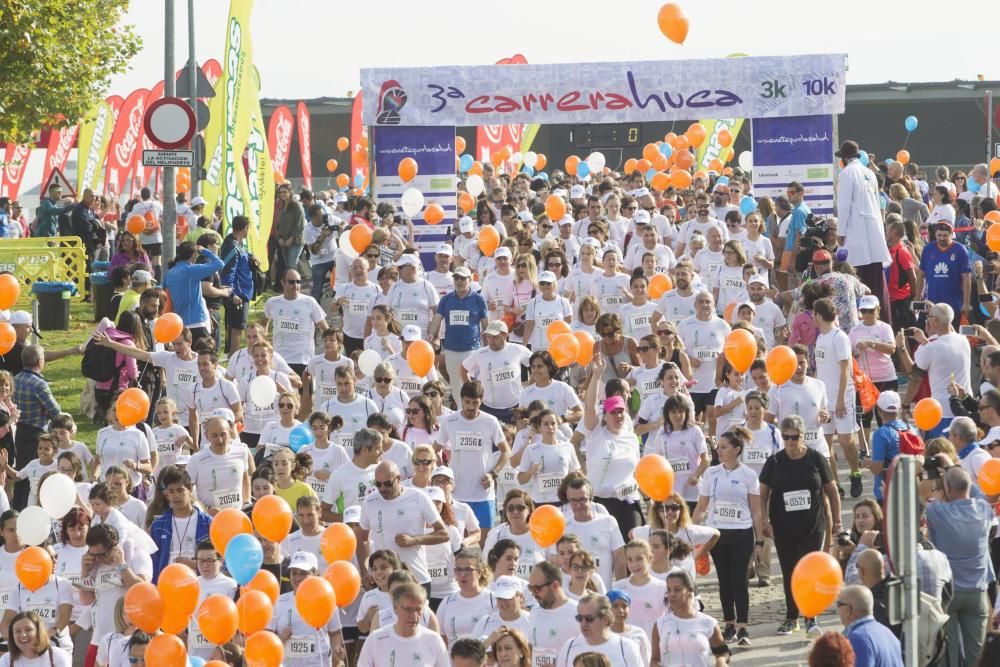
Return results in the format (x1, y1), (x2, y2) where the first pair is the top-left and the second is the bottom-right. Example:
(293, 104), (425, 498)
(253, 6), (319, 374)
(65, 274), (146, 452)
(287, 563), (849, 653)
(836, 140), (892, 326)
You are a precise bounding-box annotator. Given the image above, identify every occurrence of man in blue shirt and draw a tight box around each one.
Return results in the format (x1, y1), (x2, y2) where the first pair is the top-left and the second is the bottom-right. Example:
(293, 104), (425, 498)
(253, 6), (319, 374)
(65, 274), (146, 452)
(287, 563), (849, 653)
(35, 183), (74, 237)
(917, 221), (971, 328)
(783, 181), (811, 254)
(837, 585), (903, 667)
(867, 391), (912, 501)
(428, 266), (489, 406)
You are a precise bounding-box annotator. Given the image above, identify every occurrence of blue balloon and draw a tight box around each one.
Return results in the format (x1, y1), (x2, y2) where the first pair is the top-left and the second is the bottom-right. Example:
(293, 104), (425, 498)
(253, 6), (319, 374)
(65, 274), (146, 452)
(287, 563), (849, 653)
(354, 173), (365, 187)
(884, 159), (894, 167)
(658, 143), (673, 158)
(522, 166), (535, 177)
(538, 171), (549, 181)
(968, 178), (982, 194)
(459, 154), (474, 172)
(739, 196), (757, 216)
(288, 424), (315, 453)
(189, 659), (206, 667)
(859, 150), (870, 167)
(645, 168), (656, 181)
(716, 175), (730, 186)
(225, 533), (263, 585)
(577, 162), (590, 178)
(904, 115), (918, 132)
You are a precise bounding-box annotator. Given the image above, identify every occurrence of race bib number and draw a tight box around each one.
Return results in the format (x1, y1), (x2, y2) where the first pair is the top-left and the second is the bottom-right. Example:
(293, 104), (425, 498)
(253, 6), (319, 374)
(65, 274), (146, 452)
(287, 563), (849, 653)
(308, 477), (326, 497)
(173, 368), (197, 388)
(724, 278), (744, 289)
(783, 489), (812, 512)
(538, 315), (557, 331)
(615, 481), (638, 500)
(276, 317), (301, 333)
(713, 501), (743, 524)
(318, 383), (337, 400)
(212, 486), (242, 509)
(491, 366), (518, 386)
(603, 294), (622, 308)
(641, 379), (660, 395)
(189, 621), (213, 650)
(398, 309), (419, 323)
(450, 310), (470, 326)
(815, 348), (826, 361)
(670, 457), (691, 473)
(743, 448), (768, 464)
(27, 604), (55, 621)
(96, 569), (122, 592)
(428, 557), (450, 585)
(694, 348), (717, 361)
(263, 442), (286, 460)
(534, 650), (558, 667)
(454, 432), (482, 452)
(499, 467), (518, 486)
(156, 438), (175, 454)
(349, 300), (368, 314)
(400, 378), (422, 393)
(537, 472), (563, 492)
(804, 430), (819, 447)
(629, 312), (649, 330)
(288, 636), (318, 658)
(336, 431), (354, 448)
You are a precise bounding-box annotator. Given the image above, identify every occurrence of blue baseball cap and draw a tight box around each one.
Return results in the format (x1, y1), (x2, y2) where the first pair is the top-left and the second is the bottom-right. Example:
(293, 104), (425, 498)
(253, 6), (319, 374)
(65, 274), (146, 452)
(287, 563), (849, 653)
(606, 589), (632, 606)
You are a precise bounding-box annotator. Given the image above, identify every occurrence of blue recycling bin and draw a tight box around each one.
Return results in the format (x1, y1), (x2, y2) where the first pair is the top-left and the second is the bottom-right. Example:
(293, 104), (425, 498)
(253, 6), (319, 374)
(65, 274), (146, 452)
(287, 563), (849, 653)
(31, 281), (77, 330)
(92, 260), (111, 273)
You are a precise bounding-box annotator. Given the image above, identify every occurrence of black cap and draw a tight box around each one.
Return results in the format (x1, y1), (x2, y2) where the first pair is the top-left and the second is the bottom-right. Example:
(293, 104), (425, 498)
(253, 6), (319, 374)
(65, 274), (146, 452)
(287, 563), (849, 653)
(835, 141), (860, 159)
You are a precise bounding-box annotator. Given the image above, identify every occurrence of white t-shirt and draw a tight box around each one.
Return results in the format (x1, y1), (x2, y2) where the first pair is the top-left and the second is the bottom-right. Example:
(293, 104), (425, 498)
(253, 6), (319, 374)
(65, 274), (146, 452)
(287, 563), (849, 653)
(742, 422), (781, 476)
(336, 281), (380, 339)
(590, 273), (631, 313)
(713, 386), (747, 437)
(323, 460), (377, 514)
(518, 381), (582, 415)
(767, 378), (830, 456)
(914, 332), (972, 418)
(646, 426), (707, 502)
(613, 576), (666, 640)
(656, 290), (697, 324)
(435, 589), (496, 648)
(188, 573), (239, 658)
(462, 344), (531, 410)
(677, 315), (729, 393)
(620, 301), (657, 341)
(529, 600), (580, 667)
(152, 423), (190, 473)
(357, 624), (450, 667)
(15, 459), (57, 508)
(815, 328), (855, 404)
(96, 426), (151, 487)
(693, 249), (725, 288)
(149, 351), (199, 422)
(561, 514), (625, 587)
(182, 377), (240, 432)
(517, 441), (581, 504)
(305, 354), (353, 404)
(471, 609), (532, 643)
(225, 347), (294, 385)
(751, 298), (786, 350)
(258, 421), (299, 460)
(564, 268), (598, 303)
(627, 363), (663, 401)
(481, 271), (515, 319)
(0, 648), (71, 667)
(8, 576), (74, 647)
(303, 222), (338, 265)
(481, 524), (548, 581)
(437, 412), (506, 502)
(713, 264), (745, 313)
(268, 589), (342, 666)
(556, 633), (643, 667)
(299, 442), (351, 498)
(238, 370), (291, 435)
(583, 427), (640, 503)
(653, 611), (718, 667)
(525, 296), (573, 351)
(849, 320), (897, 383)
(264, 294), (327, 364)
(53, 543), (89, 623)
(386, 278), (440, 338)
(88, 544), (153, 645)
(185, 445), (247, 510)
(318, 395), (379, 449)
(387, 352), (440, 398)
(698, 463), (759, 530)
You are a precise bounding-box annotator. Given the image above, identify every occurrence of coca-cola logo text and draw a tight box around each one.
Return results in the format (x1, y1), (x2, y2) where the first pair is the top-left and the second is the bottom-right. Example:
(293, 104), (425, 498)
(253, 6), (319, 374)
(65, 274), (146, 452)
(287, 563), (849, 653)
(114, 99), (145, 165)
(4, 144), (30, 183)
(273, 113), (293, 173)
(50, 126), (78, 171)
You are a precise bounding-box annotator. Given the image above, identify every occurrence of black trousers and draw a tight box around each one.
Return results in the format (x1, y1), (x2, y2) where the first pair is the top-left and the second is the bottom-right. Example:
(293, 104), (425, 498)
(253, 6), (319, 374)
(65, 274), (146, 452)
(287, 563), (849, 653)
(594, 496), (645, 543)
(710, 527), (755, 624)
(13, 423), (44, 510)
(774, 528), (826, 620)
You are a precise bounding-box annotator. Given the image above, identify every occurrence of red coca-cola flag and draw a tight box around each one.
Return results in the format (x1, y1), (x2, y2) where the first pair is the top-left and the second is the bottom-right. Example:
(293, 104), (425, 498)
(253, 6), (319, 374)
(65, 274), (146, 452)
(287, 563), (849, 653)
(267, 105), (294, 177)
(41, 124), (81, 195)
(296, 102), (312, 190)
(104, 88), (148, 197)
(1, 143), (32, 200)
(134, 80), (166, 193)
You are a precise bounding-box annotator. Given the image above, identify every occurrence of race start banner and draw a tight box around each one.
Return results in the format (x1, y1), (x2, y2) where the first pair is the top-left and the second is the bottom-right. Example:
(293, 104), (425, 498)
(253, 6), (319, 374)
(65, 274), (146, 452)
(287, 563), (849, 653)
(751, 114), (835, 214)
(361, 53), (846, 127)
(372, 125), (456, 268)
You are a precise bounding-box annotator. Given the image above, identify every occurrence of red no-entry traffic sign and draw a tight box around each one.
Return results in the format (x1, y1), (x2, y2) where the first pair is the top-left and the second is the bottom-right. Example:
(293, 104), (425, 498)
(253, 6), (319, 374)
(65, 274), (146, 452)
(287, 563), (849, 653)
(143, 97), (196, 149)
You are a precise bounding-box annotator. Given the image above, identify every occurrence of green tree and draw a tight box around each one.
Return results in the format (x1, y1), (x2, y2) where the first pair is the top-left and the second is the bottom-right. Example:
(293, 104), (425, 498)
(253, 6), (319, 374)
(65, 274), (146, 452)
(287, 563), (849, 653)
(0, 0), (141, 143)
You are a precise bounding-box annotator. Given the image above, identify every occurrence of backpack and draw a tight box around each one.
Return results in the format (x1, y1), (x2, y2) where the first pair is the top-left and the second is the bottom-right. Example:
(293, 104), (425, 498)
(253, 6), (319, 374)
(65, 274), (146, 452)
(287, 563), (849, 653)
(80, 340), (123, 383)
(912, 591), (948, 667)
(247, 252), (267, 300)
(893, 424), (925, 456)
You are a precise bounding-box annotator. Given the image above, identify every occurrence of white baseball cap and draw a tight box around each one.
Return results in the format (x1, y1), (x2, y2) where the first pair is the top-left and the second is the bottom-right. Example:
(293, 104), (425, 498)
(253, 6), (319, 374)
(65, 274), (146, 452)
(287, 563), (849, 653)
(402, 325), (422, 342)
(190, 196), (207, 208)
(431, 466), (454, 481)
(484, 321), (509, 336)
(131, 269), (155, 285)
(452, 266), (473, 279)
(876, 391), (901, 413)
(633, 210), (651, 225)
(208, 408), (236, 423)
(559, 215), (574, 226)
(494, 247), (512, 260)
(748, 274), (769, 287)
(435, 244), (453, 256)
(569, 185), (585, 199)
(552, 188), (568, 198)
(859, 295), (880, 311)
(289, 551), (319, 572)
(395, 255), (420, 268)
(517, 210), (533, 223)
(538, 271), (557, 284)
(459, 216), (474, 233)
(427, 486), (446, 503)
(493, 576), (523, 600)
(9, 311), (31, 326)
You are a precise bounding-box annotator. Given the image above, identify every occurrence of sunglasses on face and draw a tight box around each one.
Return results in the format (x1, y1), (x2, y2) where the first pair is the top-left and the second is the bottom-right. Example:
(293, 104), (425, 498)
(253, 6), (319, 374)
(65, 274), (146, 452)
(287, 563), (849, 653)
(506, 505), (528, 513)
(374, 377), (392, 383)
(637, 346), (652, 353)
(373, 479), (397, 489)
(413, 459), (434, 466)
(575, 614), (598, 623)
(423, 391), (440, 398)
(405, 408), (421, 415)
(278, 403), (295, 409)
(782, 433), (800, 441)
(285, 279), (301, 284)
(527, 581), (554, 594)
(660, 504), (683, 512)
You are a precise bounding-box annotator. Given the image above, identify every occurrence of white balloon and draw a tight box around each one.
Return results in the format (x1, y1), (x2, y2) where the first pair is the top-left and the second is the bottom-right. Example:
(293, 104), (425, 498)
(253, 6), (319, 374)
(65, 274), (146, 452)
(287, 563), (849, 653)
(586, 152), (606, 174)
(358, 349), (382, 377)
(39, 473), (77, 520)
(738, 151), (753, 171)
(400, 188), (425, 217)
(466, 174), (485, 198)
(249, 375), (278, 408)
(17, 507), (51, 546)
(338, 229), (359, 259)
(512, 152), (523, 165)
(523, 151), (538, 169)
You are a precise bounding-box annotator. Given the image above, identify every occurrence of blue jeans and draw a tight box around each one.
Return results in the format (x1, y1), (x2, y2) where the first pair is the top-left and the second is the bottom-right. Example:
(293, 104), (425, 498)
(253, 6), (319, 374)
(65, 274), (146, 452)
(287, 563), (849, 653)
(284, 243), (303, 274)
(310, 260), (336, 302)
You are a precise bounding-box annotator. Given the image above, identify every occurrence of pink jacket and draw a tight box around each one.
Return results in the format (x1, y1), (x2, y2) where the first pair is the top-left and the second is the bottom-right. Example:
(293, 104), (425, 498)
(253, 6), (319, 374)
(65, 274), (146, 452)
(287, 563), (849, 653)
(94, 318), (139, 391)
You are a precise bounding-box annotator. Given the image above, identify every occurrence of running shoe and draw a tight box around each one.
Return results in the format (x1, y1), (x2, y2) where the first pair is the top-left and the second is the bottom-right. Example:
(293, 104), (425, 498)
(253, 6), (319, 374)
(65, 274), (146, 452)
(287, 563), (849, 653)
(737, 628), (751, 646)
(806, 619), (822, 636)
(776, 619), (799, 635)
(722, 624), (737, 643)
(850, 471), (864, 498)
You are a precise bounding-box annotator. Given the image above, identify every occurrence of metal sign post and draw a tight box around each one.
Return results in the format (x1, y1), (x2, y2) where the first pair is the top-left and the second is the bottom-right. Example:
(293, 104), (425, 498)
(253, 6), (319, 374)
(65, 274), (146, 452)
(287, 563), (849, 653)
(885, 455), (919, 667)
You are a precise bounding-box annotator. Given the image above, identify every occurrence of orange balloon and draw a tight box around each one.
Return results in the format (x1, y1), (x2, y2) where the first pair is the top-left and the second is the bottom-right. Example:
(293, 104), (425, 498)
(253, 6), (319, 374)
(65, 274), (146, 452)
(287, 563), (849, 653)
(723, 302), (737, 324)
(673, 150), (694, 170)
(455, 136), (466, 154)
(0, 273), (19, 310)
(573, 331), (595, 366)
(669, 170), (692, 189)
(205, 663), (229, 667)
(323, 561), (362, 607)
(642, 143), (660, 162)
(407, 340), (434, 377)
(210, 507), (253, 555)
(238, 589), (274, 635)
(636, 454), (675, 502)
(124, 582), (164, 633)
(116, 387), (150, 427)
(693, 169), (708, 182)
(652, 154), (669, 172)
(335, 174), (350, 189)
(686, 123), (708, 148)
(491, 152), (505, 168)
(978, 458), (1000, 494)
(153, 312), (184, 343)
(349, 223), (374, 254)
(671, 134), (691, 152)
(126, 214), (145, 235)
(528, 504), (566, 548)
(197, 594), (239, 645)
(15, 546), (52, 592)
(987, 222), (1000, 252)
(724, 329), (758, 374)
(650, 172), (670, 191)
(0, 322), (16, 356)
(157, 563), (199, 616)
(360, 133), (369, 149)
(296, 575), (337, 628)
(791, 551), (843, 617)
(985, 210), (1000, 224)
(468, 161), (484, 177)
(353, 148), (368, 166)
(565, 155), (580, 176)
(722, 167), (733, 177)
(546, 320), (572, 343)
(252, 494), (293, 543)
(424, 203), (445, 225)
(160, 606), (191, 634)
(636, 158), (652, 174)
(896, 149), (910, 165)
(647, 273), (673, 299)
(550, 333), (580, 368)
(766, 345), (797, 385)
(990, 157), (1000, 178)
(398, 157), (418, 182)
(706, 158), (723, 174)
(535, 154), (547, 170)
(458, 191), (476, 214)
(545, 194), (567, 220)
(337, 137), (349, 151)
(145, 634), (187, 667)
(913, 397), (943, 431)
(478, 226), (501, 256)
(623, 158), (638, 175)
(321, 523), (358, 563)
(245, 630), (284, 667)
(245, 569), (280, 605)
(718, 129), (734, 148)
(325, 159), (338, 172)
(657, 3), (689, 44)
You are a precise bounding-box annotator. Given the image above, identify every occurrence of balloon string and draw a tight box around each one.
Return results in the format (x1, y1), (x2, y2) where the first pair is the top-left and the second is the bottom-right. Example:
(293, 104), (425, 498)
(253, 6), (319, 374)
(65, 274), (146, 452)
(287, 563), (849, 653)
(902, 132), (910, 149)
